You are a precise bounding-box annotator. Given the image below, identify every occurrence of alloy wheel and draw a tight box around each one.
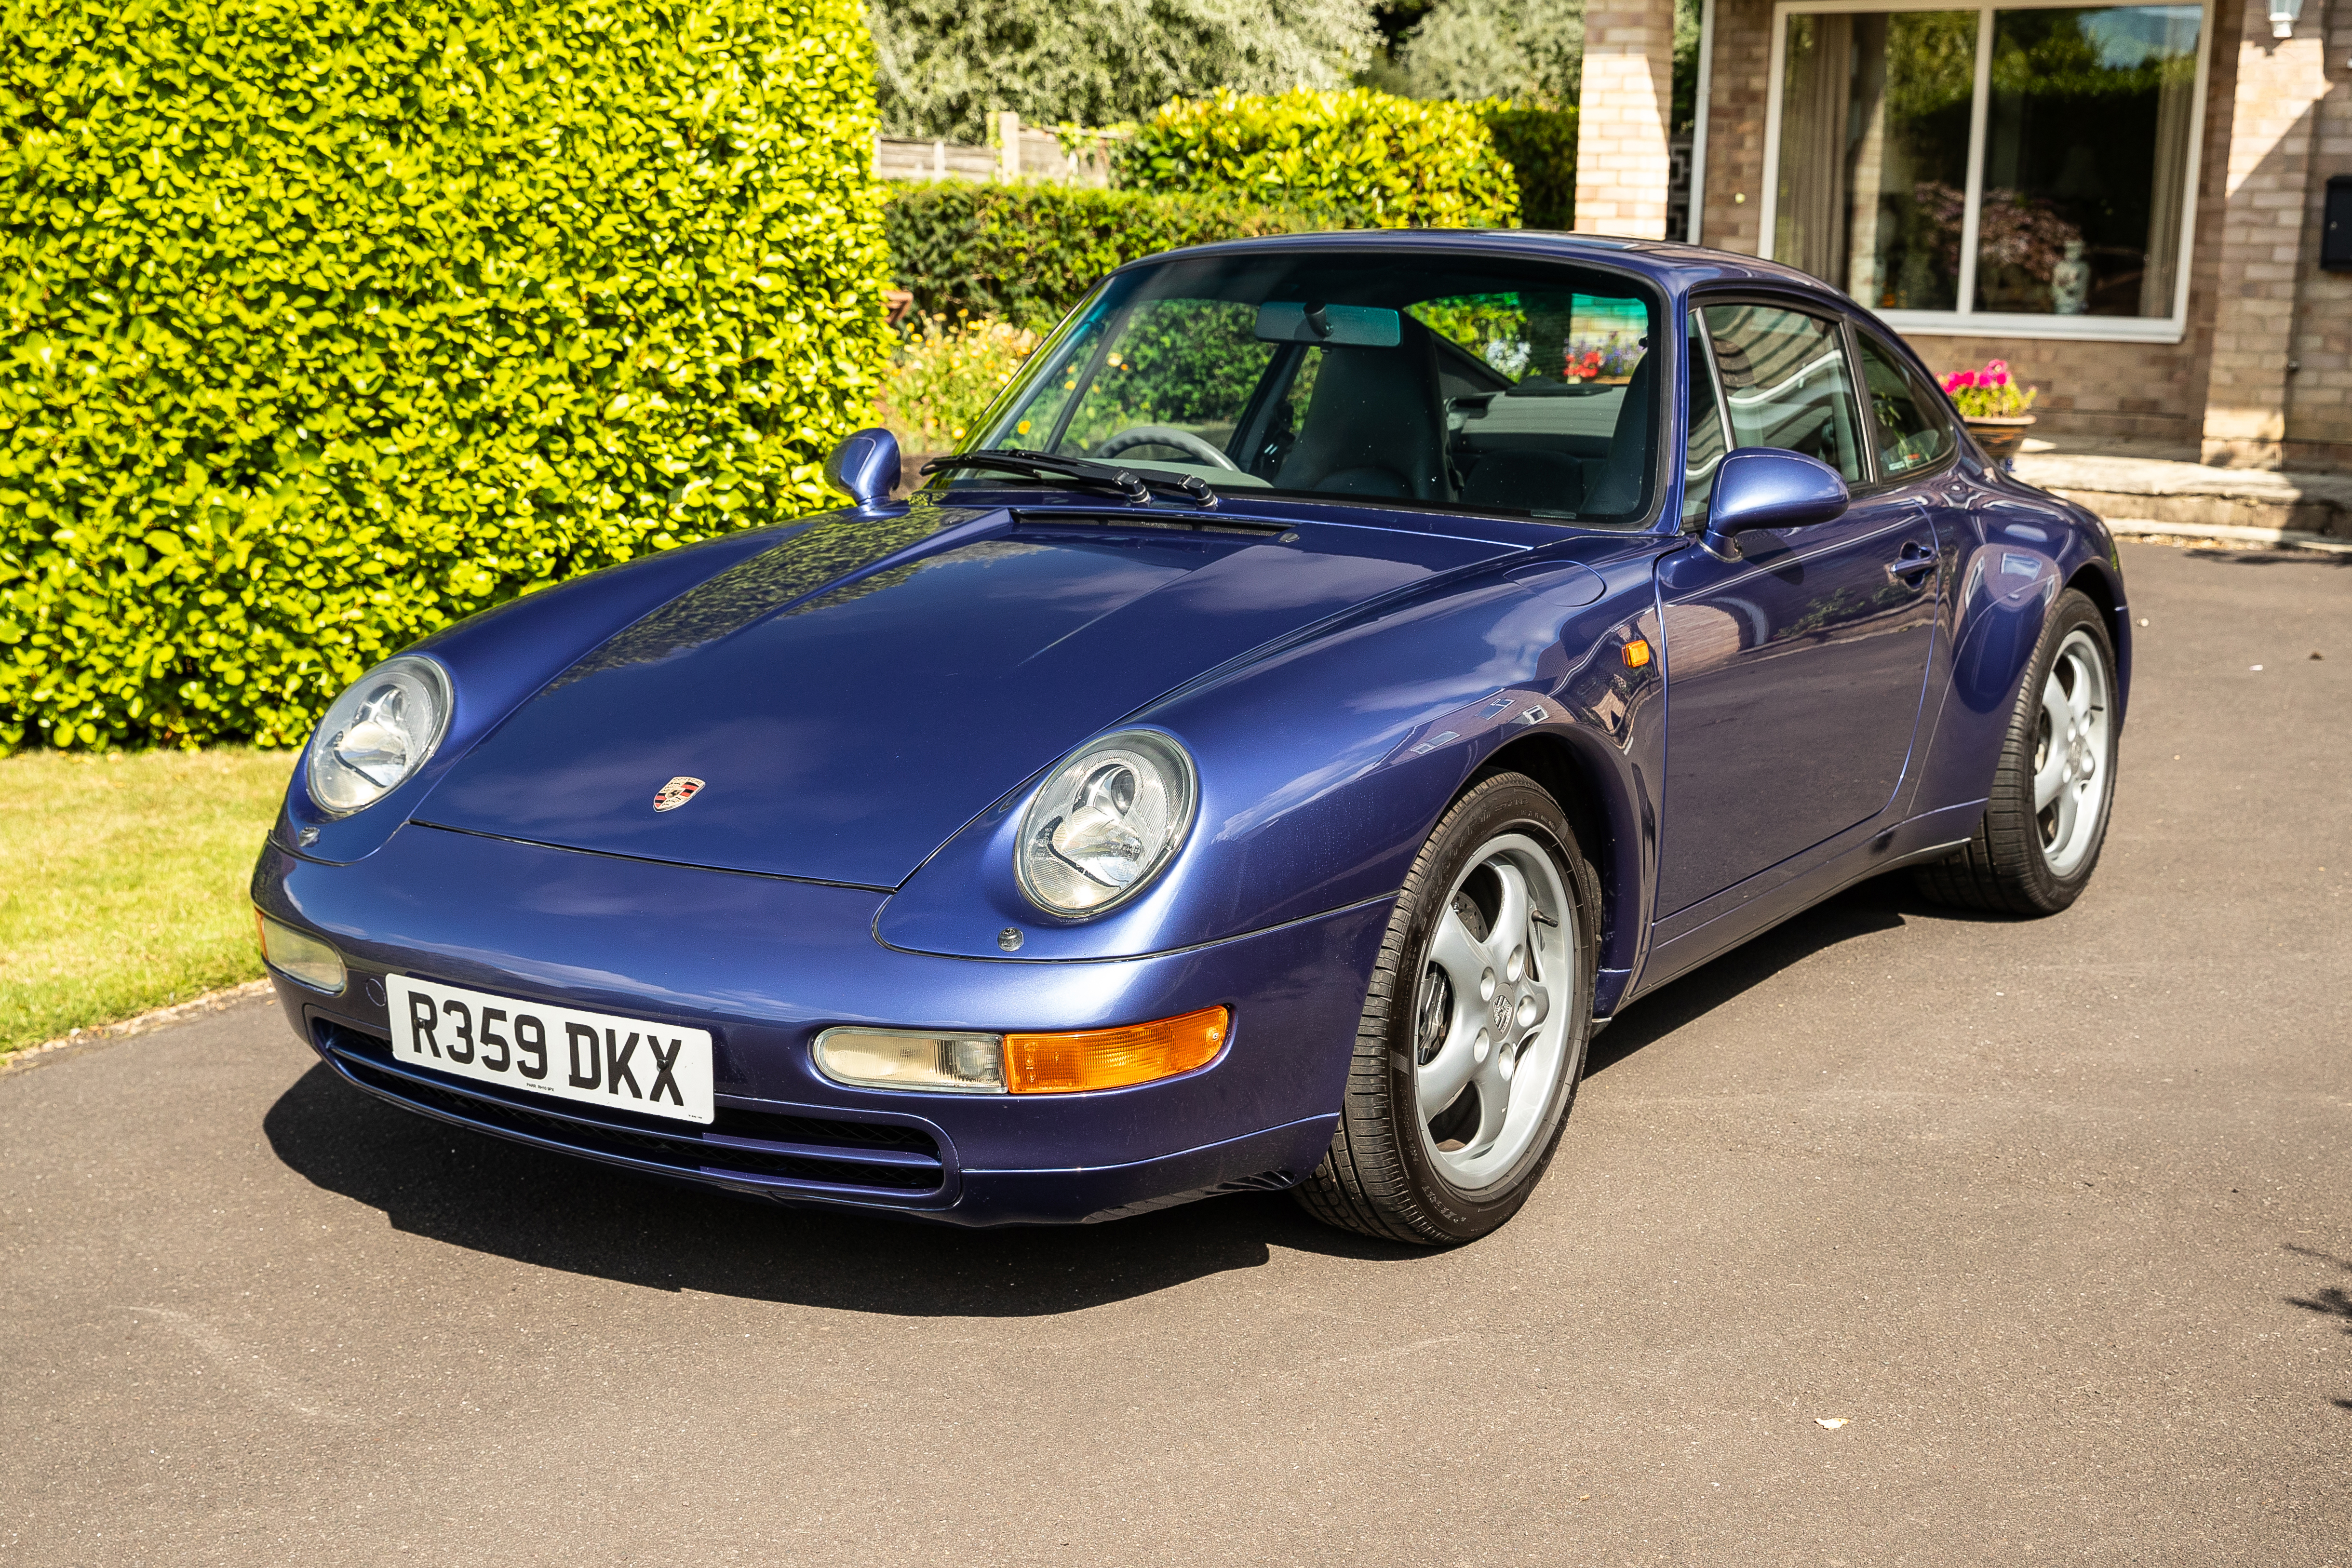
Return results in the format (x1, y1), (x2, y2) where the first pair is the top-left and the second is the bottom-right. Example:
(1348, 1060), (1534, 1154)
(1410, 833), (1576, 1192)
(2032, 627), (2111, 877)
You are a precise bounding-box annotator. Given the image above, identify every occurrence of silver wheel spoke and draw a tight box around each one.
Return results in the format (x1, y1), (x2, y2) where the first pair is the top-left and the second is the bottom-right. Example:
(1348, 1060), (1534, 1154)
(2041, 671), (2071, 743)
(1429, 906), (1486, 997)
(2064, 654), (2096, 724)
(1417, 1016), (1480, 1118)
(1486, 861), (1531, 976)
(1467, 1062), (1512, 1154)
(2034, 749), (2068, 810)
(2049, 782), (2080, 854)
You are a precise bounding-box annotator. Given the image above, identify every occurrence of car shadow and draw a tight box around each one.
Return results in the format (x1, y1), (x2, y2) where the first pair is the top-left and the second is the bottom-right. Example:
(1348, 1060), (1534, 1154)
(263, 873), (1969, 1313)
(264, 1063), (1428, 1317)
(1586, 873), (1968, 1076)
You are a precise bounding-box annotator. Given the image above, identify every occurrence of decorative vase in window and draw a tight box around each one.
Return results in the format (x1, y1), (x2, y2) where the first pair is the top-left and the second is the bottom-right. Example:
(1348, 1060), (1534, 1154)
(2051, 241), (2090, 317)
(1942, 360), (2039, 467)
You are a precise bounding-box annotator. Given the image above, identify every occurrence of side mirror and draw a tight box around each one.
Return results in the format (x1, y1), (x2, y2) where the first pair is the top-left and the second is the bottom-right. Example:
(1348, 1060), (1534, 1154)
(823, 427), (902, 509)
(1700, 447), (1851, 561)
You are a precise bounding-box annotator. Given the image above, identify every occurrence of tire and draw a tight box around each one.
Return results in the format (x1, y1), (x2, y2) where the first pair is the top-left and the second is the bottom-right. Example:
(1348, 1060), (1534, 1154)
(1294, 771), (1601, 1246)
(1914, 587), (2119, 915)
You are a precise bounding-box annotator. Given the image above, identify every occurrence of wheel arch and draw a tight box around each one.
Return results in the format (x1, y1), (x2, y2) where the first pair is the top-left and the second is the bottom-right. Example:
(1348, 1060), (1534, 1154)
(1466, 729), (1643, 988)
(2062, 557), (2131, 727)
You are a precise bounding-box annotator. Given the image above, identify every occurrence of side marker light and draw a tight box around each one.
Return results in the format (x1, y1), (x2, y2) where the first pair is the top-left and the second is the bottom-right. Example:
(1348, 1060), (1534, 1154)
(1621, 637), (1654, 669)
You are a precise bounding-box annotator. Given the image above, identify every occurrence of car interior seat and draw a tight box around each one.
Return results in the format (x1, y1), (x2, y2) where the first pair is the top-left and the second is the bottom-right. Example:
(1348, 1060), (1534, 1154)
(1579, 348), (1656, 517)
(1275, 315), (1448, 500)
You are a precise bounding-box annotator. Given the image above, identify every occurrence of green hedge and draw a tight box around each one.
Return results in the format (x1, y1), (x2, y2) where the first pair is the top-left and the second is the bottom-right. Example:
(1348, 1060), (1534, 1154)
(0, 0), (890, 750)
(886, 183), (1317, 332)
(1485, 107), (1578, 230)
(1120, 88), (1520, 230)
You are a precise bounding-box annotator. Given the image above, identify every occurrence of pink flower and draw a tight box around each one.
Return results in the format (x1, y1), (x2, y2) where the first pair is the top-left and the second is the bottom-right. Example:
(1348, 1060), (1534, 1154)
(1944, 371), (1977, 391)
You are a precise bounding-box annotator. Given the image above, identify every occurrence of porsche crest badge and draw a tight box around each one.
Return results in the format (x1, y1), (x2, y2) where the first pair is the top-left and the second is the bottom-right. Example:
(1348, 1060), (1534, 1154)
(652, 776), (706, 813)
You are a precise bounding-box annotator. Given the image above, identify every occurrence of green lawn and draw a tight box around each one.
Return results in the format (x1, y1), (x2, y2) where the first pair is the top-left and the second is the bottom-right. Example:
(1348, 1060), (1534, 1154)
(1, 749), (293, 1057)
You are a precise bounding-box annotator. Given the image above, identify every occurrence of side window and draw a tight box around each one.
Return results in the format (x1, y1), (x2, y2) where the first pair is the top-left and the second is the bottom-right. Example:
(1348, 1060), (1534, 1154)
(1857, 333), (1955, 480)
(1698, 303), (1865, 483)
(1682, 313), (1728, 527)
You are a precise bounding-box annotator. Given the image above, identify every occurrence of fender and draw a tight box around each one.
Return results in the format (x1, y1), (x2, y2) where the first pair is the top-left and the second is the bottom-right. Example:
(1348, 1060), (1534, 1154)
(876, 536), (1671, 1011)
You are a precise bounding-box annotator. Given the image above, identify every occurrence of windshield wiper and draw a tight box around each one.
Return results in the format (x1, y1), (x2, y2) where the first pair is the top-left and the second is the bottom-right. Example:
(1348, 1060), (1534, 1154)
(921, 449), (1216, 509)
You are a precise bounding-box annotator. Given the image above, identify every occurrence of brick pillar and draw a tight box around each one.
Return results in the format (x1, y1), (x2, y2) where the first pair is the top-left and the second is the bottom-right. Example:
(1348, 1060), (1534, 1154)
(1697, 0), (1773, 255)
(2200, 0), (2329, 468)
(1575, 0), (1679, 239)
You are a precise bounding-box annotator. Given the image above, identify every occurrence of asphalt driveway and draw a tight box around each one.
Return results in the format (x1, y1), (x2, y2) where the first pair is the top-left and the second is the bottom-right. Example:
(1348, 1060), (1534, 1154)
(4, 540), (2346, 1566)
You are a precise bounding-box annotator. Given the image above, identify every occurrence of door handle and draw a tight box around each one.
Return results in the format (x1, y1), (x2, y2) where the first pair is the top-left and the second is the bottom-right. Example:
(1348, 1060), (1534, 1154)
(1885, 541), (1937, 585)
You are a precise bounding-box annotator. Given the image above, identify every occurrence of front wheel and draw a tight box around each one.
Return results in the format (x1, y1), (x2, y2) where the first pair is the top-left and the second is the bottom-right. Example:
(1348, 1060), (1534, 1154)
(1294, 772), (1600, 1246)
(1914, 587), (2119, 914)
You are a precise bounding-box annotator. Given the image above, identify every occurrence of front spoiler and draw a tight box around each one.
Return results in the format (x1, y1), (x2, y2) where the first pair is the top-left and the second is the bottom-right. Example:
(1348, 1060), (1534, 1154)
(257, 823), (1388, 1225)
(312, 1022), (1334, 1225)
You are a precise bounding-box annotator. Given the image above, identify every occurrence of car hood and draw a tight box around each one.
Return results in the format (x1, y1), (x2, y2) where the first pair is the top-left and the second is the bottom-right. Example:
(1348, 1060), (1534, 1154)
(415, 505), (1515, 886)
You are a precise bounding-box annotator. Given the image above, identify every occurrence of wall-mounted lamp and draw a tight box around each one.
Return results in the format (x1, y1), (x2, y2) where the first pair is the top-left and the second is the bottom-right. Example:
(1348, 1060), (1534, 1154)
(2267, 0), (2300, 38)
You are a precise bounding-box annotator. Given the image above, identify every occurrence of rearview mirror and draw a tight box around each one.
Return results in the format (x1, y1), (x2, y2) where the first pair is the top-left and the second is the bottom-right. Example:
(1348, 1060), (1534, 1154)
(1700, 448), (1850, 561)
(1255, 301), (1402, 348)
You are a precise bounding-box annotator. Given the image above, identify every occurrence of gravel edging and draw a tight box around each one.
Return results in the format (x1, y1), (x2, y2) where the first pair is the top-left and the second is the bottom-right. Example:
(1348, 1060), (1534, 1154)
(1, 978), (276, 1077)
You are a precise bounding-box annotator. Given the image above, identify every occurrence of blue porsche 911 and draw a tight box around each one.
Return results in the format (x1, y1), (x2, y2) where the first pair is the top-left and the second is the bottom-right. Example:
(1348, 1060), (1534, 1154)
(252, 231), (2127, 1244)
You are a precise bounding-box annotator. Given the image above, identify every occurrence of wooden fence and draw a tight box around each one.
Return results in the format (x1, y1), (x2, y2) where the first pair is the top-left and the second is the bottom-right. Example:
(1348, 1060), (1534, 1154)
(874, 113), (1119, 188)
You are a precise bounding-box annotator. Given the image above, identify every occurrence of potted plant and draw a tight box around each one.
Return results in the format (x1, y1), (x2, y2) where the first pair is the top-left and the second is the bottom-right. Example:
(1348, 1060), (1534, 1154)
(1942, 359), (2038, 464)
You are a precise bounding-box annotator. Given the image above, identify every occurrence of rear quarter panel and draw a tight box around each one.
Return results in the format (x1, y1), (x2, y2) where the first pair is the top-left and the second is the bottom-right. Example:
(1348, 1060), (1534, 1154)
(1909, 463), (2130, 816)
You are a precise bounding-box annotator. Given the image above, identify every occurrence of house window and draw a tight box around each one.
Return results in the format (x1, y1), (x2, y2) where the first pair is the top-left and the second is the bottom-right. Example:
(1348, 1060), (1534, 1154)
(1762, 0), (2209, 342)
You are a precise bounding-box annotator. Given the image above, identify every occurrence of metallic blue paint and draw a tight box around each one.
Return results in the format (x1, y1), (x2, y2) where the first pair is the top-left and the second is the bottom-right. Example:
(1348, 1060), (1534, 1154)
(253, 232), (2127, 1226)
(822, 426), (901, 509)
(1699, 447), (1852, 556)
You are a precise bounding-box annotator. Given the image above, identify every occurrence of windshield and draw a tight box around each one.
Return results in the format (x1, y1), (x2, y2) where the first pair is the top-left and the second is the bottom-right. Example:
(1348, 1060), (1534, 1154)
(961, 251), (1666, 525)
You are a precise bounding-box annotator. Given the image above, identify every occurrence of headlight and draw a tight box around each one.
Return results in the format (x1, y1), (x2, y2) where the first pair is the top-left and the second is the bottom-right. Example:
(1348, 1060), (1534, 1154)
(1015, 729), (1197, 917)
(305, 654), (453, 816)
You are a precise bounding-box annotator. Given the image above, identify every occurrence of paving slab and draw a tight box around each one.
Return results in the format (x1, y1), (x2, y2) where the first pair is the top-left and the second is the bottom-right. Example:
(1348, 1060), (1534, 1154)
(3, 541), (2347, 1567)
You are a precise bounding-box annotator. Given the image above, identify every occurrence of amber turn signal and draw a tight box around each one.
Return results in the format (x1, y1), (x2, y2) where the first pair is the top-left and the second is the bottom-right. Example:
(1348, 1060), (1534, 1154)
(1004, 1006), (1231, 1094)
(1620, 637), (1653, 669)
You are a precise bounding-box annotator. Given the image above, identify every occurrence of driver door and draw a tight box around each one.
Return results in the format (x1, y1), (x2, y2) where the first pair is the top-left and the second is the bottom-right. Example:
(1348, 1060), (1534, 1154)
(1652, 301), (1942, 918)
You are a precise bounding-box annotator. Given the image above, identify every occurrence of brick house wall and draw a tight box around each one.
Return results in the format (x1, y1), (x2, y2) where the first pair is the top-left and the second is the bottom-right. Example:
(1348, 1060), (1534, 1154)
(2283, 0), (2352, 468)
(1694, 0), (2345, 468)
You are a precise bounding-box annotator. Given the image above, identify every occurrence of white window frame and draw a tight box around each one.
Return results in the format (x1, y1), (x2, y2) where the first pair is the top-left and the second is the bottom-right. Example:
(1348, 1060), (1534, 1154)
(1759, 0), (2213, 344)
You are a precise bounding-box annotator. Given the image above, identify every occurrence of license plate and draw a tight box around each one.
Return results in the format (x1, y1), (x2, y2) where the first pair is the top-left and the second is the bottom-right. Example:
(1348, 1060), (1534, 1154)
(384, 975), (715, 1126)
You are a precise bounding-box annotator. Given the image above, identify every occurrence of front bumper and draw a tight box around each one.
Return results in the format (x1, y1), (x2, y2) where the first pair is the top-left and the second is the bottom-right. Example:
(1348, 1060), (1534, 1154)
(255, 824), (1389, 1225)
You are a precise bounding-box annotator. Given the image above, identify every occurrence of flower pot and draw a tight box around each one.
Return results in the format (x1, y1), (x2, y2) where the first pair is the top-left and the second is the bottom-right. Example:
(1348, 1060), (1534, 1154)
(1965, 414), (2037, 465)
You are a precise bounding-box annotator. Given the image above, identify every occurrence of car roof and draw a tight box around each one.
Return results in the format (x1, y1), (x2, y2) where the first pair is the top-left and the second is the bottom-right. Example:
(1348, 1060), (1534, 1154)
(1109, 228), (1841, 302)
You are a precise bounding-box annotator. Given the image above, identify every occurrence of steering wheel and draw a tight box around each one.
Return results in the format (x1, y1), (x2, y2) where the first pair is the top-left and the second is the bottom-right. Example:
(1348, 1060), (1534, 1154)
(1091, 425), (1242, 471)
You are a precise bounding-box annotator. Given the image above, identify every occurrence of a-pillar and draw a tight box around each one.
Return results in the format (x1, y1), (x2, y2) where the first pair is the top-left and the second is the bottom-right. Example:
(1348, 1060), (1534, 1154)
(1574, 0), (1679, 238)
(2200, 0), (2329, 468)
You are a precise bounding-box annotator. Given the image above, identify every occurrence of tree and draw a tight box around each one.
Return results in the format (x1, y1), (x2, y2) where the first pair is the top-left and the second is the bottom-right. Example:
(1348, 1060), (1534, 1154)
(868, 0), (1380, 140)
(1393, 0), (1583, 105)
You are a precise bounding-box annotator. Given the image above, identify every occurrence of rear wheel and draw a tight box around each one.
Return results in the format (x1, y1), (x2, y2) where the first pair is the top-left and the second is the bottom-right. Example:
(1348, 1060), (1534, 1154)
(1295, 772), (1599, 1246)
(1914, 588), (2119, 914)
